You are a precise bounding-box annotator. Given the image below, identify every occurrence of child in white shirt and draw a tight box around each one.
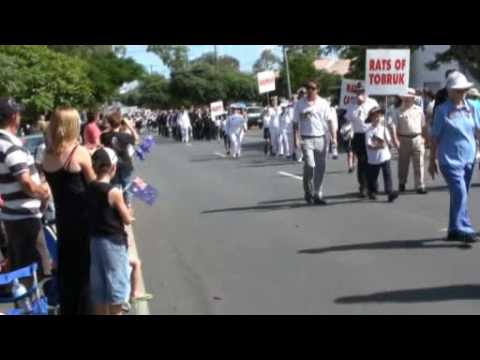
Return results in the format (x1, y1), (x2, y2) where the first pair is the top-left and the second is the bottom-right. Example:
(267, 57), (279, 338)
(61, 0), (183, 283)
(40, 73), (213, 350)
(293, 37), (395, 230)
(365, 107), (399, 203)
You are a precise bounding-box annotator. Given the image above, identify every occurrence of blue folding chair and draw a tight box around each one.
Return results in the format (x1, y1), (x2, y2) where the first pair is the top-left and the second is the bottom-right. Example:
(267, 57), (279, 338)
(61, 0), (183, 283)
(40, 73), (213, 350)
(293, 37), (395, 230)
(41, 222), (60, 314)
(0, 263), (49, 315)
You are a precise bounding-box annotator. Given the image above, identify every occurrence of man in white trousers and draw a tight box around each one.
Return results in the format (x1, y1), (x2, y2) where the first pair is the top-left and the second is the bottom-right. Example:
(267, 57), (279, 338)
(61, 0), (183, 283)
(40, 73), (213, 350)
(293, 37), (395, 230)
(178, 107), (192, 143)
(268, 97), (281, 157)
(278, 103), (294, 159)
(225, 106), (247, 159)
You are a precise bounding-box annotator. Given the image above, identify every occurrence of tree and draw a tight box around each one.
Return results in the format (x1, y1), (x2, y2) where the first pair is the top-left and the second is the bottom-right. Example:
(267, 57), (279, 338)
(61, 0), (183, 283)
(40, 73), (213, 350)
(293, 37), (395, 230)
(253, 49), (281, 73)
(278, 51), (317, 95)
(427, 45), (480, 81)
(326, 45), (423, 78)
(0, 46), (94, 120)
(147, 45), (190, 73)
(86, 52), (145, 105)
(134, 74), (170, 109)
(283, 45), (324, 58)
(48, 45), (113, 56)
(191, 52), (240, 71)
(113, 45), (127, 58)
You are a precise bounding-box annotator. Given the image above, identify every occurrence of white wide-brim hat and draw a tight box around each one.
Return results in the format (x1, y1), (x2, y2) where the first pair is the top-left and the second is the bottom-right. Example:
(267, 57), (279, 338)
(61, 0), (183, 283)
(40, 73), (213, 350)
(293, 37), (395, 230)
(400, 88), (416, 98)
(446, 72), (474, 90)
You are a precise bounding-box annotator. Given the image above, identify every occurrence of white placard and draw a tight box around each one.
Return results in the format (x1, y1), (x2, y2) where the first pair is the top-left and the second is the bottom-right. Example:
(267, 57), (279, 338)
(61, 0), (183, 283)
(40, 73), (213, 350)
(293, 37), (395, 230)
(257, 70), (276, 94)
(366, 49), (410, 96)
(210, 101), (225, 118)
(340, 79), (365, 110)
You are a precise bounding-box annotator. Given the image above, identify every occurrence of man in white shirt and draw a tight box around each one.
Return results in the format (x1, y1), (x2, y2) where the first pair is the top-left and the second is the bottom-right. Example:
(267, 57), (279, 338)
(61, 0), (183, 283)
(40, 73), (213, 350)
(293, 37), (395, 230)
(268, 97), (281, 157)
(345, 86), (380, 197)
(178, 107), (192, 144)
(225, 107), (248, 159)
(293, 81), (337, 205)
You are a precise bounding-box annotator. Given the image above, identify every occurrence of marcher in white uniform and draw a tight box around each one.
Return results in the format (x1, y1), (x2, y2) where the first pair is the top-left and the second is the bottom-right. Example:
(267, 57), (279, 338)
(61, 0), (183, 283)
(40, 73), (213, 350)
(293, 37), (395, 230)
(293, 81), (337, 205)
(225, 107), (247, 159)
(278, 103), (294, 158)
(268, 98), (281, 156)
(178, 108), (192, 143)
(262, 108), (272, 155)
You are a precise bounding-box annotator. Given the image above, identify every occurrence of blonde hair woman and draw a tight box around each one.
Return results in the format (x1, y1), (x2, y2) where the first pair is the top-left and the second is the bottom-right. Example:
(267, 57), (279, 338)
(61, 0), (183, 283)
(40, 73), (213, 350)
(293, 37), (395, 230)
(42, 107), (96, 315)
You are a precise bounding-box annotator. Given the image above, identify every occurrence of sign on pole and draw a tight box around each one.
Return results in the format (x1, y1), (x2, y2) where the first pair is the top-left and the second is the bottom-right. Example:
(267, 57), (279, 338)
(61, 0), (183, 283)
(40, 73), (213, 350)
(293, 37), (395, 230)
(210, 101), (225, 118)
(340, 79), (365, 110)
(365, 49), (410, 96)
(257, 71), (276, 94)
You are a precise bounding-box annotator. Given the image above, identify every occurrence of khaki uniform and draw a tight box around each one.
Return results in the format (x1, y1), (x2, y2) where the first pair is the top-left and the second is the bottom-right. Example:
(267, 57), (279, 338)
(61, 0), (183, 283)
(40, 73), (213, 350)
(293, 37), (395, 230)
(392, 104), (426, 189)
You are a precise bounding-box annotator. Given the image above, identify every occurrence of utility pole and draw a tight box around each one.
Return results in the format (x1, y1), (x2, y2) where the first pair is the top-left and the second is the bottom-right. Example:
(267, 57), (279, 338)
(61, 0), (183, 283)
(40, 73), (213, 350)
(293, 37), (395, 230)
(283, 46), (293, 99)
(214, 45), (219, 70)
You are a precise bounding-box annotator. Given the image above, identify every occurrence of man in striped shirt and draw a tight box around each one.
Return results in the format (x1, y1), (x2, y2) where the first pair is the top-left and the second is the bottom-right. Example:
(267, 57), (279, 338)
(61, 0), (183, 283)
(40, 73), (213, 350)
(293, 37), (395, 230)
(0, 97), (51, 278)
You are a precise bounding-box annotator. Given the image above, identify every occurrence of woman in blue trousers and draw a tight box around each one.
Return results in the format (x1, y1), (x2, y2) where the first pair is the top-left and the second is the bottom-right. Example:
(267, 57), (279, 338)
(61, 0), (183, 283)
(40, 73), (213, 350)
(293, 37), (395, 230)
(429, 72), (480, 244)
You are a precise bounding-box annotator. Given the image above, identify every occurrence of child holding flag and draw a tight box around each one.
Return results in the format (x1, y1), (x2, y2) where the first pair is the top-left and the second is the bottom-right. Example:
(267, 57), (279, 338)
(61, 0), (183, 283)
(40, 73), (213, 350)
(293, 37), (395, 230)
(88, 147), (134, 315)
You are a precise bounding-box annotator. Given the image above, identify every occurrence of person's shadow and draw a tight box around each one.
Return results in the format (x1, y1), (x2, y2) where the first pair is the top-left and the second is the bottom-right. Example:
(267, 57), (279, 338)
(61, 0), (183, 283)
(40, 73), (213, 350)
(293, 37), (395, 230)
(298, 238), (471, 255)
(335, 285), (480, 304)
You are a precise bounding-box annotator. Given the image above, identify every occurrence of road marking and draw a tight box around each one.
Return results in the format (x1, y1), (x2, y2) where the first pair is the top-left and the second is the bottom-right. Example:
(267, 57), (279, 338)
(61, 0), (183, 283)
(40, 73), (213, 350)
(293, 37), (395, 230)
(186, 143), (193, 147)
(278, 171), (303, 181)
(214, 152), (227, 158)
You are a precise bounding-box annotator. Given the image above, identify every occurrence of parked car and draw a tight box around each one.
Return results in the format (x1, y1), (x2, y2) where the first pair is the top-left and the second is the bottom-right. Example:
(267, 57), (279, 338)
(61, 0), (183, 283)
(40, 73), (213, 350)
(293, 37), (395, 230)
(21, 134), (44, 157)
(246, 106), (264, 129)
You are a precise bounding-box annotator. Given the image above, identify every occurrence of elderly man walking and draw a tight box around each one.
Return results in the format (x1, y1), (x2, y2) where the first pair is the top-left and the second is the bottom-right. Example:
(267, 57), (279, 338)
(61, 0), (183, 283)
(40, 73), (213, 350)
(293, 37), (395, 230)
(391, 88), (429, 194)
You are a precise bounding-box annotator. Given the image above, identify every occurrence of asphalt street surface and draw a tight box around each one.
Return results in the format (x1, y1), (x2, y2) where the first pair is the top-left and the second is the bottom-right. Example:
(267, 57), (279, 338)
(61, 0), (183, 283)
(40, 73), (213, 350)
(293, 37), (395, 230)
(132, 129), (480, 315)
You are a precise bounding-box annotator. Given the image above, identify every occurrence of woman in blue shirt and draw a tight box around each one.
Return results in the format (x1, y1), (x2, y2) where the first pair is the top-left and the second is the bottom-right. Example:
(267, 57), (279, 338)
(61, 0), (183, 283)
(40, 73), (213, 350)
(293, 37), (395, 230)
(429, 72), (480, 244)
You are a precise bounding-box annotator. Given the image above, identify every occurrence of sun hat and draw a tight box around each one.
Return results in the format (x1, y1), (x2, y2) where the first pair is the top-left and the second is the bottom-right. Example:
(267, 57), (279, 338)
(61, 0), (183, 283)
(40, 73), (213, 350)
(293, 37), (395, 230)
(446, 72), (474, 90)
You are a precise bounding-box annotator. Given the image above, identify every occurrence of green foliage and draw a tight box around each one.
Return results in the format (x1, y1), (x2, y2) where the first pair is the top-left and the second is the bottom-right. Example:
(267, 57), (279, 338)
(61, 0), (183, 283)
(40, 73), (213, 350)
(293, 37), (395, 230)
(326, 45), (422, 78)
(0, 45), (93, 118)
(147, 45), (190, 72)
(253, 49), (281, 73)
(86, 53), (145, 104)
(191, 52), (241, 71)
(427, 45), (480, 81)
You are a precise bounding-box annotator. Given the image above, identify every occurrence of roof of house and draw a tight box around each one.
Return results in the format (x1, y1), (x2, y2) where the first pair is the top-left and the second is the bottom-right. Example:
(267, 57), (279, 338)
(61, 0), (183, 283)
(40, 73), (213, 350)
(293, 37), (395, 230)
(313, 58), (351, 76)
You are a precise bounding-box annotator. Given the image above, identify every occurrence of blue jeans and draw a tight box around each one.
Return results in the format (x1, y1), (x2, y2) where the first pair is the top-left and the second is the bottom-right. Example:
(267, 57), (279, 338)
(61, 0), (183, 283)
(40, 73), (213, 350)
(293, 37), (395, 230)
(90, 236), (130, 305)
(440, 163), (476, 235)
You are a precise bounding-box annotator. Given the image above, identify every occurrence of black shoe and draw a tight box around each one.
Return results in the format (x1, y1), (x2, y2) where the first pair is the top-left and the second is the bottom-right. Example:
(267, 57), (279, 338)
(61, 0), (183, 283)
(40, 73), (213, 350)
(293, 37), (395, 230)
(313, 197), (328, 206)
(388, 192), (399, 203)
(464, 234), (479, 244)
(416, 188), (428, 195)
(399, 184), (406, 193)
(446, 231), (462, 242)
(348, 168), (354, 174)
(305, 193), (313, 205)
(368, 193), (377, 200)
(358, 191), (367, 199)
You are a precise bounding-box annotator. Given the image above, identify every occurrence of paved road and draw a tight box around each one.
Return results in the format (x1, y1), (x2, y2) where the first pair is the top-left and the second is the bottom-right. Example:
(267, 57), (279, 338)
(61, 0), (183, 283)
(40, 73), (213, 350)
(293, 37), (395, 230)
(133, 129), (480, 315)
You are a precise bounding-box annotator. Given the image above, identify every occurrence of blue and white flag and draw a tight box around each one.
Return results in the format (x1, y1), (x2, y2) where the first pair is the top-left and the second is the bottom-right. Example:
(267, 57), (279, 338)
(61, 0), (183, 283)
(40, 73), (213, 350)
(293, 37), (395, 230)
(128, 177), (159, 206)
(135, 136), (156, 161)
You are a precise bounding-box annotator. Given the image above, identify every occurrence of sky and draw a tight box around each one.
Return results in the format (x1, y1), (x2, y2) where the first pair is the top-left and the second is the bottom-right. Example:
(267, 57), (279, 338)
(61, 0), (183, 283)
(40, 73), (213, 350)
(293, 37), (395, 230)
(126, 45), (282, 76)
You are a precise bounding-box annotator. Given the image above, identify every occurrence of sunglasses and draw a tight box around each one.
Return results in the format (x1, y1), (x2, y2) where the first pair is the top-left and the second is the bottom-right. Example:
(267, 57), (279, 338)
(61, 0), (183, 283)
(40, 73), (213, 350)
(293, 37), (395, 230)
(307, 86), (317, 91)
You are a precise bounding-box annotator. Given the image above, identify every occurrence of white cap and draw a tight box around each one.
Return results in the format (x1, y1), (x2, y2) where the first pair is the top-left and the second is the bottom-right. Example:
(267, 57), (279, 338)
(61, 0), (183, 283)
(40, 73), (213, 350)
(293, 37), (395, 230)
(446, 72), (474, 90)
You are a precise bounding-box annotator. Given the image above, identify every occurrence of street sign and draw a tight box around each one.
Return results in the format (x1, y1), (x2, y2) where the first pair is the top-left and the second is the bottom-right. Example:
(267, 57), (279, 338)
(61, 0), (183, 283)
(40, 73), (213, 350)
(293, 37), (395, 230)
(366, 49), (410, 96)
(210, 101), (225, 118)
(340, 79), (365, 110)
(257, 70), (276, 94)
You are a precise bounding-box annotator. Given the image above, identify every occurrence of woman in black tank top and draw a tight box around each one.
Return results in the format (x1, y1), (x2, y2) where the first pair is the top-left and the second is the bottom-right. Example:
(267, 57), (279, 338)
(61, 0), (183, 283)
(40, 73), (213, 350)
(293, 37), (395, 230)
(42, 108), (96, 315)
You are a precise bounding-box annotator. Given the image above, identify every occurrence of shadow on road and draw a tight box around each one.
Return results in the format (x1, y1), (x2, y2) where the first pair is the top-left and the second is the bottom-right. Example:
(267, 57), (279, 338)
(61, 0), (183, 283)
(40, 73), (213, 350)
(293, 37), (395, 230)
(298, 238), (470, 255)
(335, 285), (480, 304)
(202, 197), (364, 214)
(258, 193), (364, 205)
